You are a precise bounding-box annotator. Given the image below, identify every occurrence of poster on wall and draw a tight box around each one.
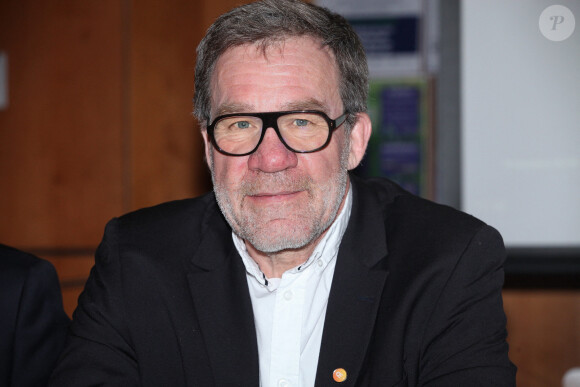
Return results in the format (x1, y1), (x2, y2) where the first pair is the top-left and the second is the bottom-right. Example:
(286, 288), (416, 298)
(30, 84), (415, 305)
(357, 79), (431, 197)
(316, 0), (423, 78)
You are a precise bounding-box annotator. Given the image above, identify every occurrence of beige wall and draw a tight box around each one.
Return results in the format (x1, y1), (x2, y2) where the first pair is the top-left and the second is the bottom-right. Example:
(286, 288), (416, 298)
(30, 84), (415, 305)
(1, 2), (578, 386)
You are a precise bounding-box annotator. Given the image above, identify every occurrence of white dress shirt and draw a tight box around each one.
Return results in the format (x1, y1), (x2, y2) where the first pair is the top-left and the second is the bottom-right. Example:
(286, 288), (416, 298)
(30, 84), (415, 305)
(233, 186), (353, 387)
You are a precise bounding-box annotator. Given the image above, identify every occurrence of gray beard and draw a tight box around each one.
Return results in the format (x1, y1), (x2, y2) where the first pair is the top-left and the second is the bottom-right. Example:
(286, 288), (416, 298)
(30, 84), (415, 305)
(209, 140), (350, 254)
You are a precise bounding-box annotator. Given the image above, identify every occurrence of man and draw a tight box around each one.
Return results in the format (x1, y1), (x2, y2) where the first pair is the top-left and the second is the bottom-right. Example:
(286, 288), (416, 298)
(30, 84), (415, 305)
(0, 244), (70, 386)
(51, 0), (516, 385)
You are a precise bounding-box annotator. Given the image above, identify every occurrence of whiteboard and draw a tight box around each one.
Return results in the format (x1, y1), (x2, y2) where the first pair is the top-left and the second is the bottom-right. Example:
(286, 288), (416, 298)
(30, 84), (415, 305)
(461, 0), (580, 248)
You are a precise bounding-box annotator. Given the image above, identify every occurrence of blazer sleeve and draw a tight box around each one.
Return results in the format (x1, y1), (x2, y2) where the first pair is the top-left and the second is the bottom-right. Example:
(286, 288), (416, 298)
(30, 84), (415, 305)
(50, 219), (140, 386)
(5, 256), (70, 387)
(418, 225), (517, 386)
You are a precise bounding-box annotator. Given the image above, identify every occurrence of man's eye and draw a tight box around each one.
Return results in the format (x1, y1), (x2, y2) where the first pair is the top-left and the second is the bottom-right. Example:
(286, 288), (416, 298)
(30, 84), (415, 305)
(294, 119), (310, 127)
(234, 121), (251, 129)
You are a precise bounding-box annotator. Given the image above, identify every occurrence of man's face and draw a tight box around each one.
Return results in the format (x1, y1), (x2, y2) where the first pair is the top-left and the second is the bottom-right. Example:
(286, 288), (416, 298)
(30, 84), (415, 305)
(203, 37), (352, 254)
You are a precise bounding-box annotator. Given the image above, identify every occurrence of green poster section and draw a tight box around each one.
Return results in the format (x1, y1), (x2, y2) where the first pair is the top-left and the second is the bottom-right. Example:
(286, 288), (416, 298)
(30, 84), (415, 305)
(356, 79), (431, 198)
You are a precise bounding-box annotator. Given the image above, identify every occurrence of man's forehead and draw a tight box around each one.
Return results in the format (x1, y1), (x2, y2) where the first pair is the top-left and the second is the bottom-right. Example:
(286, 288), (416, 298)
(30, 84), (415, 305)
(211, 36), (336, 82)
(208, 37), (341, 118)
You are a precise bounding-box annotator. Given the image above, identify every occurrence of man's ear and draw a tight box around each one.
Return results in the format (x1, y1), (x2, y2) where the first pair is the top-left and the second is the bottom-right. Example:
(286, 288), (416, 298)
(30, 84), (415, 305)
(201, 129), (212, 168)
(347, 112), (372, 170)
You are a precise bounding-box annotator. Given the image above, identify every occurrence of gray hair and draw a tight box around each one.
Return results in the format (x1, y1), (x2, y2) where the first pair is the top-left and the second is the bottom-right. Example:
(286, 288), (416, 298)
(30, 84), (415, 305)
(193, 0), (368, 128)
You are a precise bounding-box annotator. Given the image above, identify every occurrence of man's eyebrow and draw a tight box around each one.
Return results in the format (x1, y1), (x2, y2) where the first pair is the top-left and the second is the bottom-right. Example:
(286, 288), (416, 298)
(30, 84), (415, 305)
(281, 99), (328, 112)
(213, 103), (255, 117)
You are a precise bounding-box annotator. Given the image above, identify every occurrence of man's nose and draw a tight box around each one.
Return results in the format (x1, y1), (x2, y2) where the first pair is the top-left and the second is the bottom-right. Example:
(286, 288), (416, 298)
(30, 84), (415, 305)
(247, 127), (298, 173)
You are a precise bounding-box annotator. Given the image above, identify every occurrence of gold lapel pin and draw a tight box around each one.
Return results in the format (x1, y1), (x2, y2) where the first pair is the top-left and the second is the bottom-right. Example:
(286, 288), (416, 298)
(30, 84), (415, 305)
(333, 368), (347, 382)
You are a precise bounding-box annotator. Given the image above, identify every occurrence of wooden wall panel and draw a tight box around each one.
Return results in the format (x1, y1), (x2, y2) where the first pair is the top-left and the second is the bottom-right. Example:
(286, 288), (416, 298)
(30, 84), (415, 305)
(504, 290), (580, 387)
(0, 1), (125, 249)
(128, 0), (211, 210)
(44, 253), (94, 317)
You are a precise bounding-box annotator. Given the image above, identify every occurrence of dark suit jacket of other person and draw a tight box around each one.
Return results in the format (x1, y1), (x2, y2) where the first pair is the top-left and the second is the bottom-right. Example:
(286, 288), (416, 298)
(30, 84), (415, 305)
(51, 175), (516, 386)
(0, 244), (70, 387)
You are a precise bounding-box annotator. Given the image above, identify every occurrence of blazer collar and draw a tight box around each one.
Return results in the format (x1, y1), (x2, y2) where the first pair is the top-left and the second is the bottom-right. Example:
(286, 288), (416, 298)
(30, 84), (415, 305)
(189, 198), (234, 270)
(343, 175), (390, 266)
(186, 197), (260, 386)
(315, 175), (391, 386)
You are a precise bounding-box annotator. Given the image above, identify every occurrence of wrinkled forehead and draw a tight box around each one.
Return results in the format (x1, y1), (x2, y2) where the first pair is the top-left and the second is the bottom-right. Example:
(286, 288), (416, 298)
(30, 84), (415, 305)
(211, 36), (336, 79)
(209, 37), (341, 115)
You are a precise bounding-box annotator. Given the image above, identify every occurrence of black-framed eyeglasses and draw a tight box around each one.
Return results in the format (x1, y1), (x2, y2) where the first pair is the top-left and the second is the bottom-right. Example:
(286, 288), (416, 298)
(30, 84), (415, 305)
(206, 110), (349, 156)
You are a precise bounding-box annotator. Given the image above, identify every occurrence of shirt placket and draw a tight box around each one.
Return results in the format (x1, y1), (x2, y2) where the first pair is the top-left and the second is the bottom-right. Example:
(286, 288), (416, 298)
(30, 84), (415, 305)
(269, 273), (307, 387)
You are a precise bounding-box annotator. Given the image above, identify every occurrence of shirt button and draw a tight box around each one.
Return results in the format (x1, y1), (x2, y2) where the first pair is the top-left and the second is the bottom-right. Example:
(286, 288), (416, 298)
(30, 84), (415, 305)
(278, 379), (290, 387)
(317, 259), (323, 267)
(284, 290), (293, 301)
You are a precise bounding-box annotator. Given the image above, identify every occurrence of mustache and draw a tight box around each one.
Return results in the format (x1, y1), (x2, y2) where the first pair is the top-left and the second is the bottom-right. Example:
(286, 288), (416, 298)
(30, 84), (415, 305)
(240, 172), (314, 196)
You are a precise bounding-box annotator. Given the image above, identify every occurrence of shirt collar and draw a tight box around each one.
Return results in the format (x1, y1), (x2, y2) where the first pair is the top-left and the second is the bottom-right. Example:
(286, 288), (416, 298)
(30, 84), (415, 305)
(233, 183), (353, 288)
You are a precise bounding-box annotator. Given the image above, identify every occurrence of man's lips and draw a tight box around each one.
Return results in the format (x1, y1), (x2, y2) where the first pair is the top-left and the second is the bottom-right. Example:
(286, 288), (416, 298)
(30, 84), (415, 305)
(246, 190), (303, 203)
(251, 190), (299, 197)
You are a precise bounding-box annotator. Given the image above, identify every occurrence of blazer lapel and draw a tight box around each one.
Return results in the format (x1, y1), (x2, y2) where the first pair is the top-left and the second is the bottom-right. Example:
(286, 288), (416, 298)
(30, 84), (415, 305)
(186, 204), (259, 386)
(315, 178), (391, 386)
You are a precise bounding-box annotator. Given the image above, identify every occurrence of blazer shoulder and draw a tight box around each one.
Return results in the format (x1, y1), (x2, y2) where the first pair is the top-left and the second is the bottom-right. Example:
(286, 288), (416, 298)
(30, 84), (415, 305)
(110, 191), (219, 238)
(118, 191), (216, 225)
(376, 181), (504, 278)
(0, 245), (62, 290)
(0, 244), (41, 271)
(390, 192), (485, 236)
(352, 175), (485, 233)
(353, 176), (495, 260)
(98, 192), (229, 267)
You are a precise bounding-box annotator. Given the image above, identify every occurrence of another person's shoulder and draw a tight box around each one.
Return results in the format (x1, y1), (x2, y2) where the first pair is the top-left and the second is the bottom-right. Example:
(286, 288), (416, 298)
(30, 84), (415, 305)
(0, 244), (69, 387)
(0, 244), (64, 297)
(0, 243), (54, 277)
